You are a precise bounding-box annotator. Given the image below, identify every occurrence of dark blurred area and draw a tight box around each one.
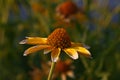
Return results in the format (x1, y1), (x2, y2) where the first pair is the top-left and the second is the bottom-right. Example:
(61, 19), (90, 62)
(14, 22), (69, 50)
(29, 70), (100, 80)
(0, 0), (120, 80)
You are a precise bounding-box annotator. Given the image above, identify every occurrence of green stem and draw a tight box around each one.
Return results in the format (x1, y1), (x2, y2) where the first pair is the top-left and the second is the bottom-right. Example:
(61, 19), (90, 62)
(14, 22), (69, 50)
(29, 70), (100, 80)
(47, 62), (56, 80)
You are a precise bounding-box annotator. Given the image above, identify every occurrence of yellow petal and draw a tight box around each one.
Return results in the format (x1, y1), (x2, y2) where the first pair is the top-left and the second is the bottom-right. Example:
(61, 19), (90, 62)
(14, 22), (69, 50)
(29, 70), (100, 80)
(75, 47), (91, 58)
(64, 48), (78, 60)
(71, 42), (90, 49)
(51, 48), (61, 62)
(44, 47), (53, 54)
(23, 45), (49, 56)
(19, 37), (47, 45)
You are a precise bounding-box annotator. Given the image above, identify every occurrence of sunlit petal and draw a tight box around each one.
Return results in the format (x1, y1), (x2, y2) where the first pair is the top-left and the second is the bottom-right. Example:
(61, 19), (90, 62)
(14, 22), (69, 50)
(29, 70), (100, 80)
(75, 47), (91, 58)
(23, 45), (50, 56)
(19, 37), (47, 45)
(64, 48), (78, 59)
(51, 48), (61, 62)
(71, 42), (90, 49)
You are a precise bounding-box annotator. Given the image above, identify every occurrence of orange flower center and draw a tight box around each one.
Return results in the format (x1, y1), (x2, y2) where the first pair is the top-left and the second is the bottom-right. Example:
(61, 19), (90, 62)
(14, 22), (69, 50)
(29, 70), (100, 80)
(47, 28), (71, 49)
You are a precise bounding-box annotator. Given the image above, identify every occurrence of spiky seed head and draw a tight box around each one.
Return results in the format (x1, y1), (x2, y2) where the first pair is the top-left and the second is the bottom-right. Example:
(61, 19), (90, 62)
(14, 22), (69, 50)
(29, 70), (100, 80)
(47, 28), (71, 49)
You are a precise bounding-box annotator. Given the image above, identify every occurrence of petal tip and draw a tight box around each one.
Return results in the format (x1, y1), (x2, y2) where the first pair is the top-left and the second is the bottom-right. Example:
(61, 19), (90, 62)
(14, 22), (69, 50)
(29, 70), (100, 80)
(84, 45), (90, 49)
(52, 57), (58, 62)
(85, 53), (92, 59)
(72, 55), (78, 60)
(44, 50), (50, 54)
(25, 36), (29, 38)
(23, 54), (27, 56)
(19, 40), (27, 44)
(69, 52), (78, 60)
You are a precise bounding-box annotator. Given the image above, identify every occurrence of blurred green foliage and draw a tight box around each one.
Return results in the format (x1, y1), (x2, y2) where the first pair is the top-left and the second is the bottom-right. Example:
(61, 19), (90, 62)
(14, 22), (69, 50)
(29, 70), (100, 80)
(0, 0), (120, 80)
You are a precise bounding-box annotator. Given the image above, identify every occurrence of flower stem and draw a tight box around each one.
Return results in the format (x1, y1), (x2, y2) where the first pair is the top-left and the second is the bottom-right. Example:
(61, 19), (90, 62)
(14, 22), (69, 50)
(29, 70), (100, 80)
(47, 62), (56, 80)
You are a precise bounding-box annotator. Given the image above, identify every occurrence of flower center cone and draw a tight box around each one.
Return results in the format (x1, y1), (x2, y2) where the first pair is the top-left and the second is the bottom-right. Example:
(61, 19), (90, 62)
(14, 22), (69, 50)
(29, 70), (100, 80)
(47, 28), (71, 49)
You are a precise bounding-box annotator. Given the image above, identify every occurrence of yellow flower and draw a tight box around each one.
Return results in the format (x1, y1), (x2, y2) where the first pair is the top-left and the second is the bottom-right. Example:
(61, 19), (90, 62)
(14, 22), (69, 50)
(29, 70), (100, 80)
(19, 28), (91, 62)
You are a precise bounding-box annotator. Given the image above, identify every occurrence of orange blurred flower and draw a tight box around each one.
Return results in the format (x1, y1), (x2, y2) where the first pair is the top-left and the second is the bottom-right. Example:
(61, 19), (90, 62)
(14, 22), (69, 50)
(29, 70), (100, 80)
(53, 59), (75, 80)
(29, 67), (43, 80)
(55, 1), (88, 23)
(31, 2), (46, 15)
(56, 1), (79, 22)
(29, 62), (50, 80)
(19, 28), (91, 62)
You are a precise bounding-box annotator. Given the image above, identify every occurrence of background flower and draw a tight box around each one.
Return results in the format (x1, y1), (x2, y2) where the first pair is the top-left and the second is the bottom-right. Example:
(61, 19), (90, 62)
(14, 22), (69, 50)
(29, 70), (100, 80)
(53, 59), (75, 80)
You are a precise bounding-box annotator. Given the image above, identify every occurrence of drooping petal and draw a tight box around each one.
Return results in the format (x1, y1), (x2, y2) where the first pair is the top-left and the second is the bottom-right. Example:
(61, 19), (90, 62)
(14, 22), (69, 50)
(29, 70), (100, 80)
(64, 48), (78, 59)
(71, 42), (90, 49)
(51, 48), (61, 62)
(23, 45), (50, 56)
(43, 47), (53, 54)
(19, 37), (47, 45)
(75, 47), (91, 58)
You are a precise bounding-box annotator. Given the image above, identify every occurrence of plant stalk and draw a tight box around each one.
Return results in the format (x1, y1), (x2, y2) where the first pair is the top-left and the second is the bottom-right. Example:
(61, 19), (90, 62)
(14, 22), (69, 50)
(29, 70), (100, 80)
(47, 62), (56, 80)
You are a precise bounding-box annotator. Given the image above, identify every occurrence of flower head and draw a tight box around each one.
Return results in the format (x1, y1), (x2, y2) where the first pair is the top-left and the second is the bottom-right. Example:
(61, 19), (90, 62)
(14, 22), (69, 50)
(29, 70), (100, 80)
(53, 59), (75, 80)
(19, 28), (91, 62)
(47, 28), (71, 49)
(56, 1), (79, 22)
